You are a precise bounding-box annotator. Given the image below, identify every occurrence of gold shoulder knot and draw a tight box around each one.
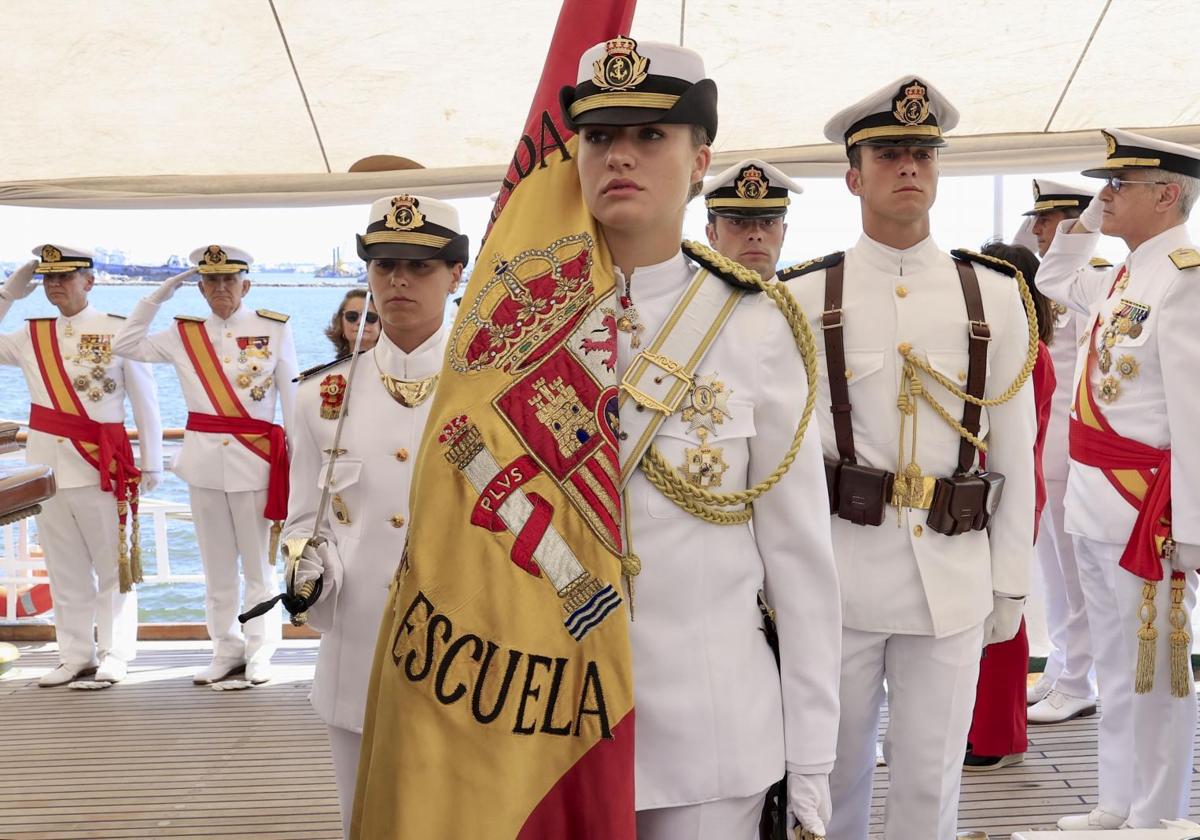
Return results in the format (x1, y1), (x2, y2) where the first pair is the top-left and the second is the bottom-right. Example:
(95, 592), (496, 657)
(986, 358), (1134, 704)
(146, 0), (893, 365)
(950, 248), (1018, 279)
(256, 308), (290, 323)
(1168, 248), (1200, 270)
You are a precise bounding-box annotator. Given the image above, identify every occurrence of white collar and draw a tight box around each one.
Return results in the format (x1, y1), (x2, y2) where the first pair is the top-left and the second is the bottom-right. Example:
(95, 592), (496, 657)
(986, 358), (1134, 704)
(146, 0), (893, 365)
(853, 233), (942, 275)
(616, 251), (691, 307)
(373, 326), (446, 380)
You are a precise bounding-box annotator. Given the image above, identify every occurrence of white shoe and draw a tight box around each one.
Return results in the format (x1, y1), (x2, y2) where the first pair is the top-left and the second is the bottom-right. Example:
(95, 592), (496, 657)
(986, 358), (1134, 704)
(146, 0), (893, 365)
(1029, 689), (1097, 724)
(38, 663), (97, 687)
(193, 657), (245, 685)
(1056, 808), (1126, 830)
(94, 657), (128, 684)
(245, 657), (272, 685)
(1027, 675), (1052, 705)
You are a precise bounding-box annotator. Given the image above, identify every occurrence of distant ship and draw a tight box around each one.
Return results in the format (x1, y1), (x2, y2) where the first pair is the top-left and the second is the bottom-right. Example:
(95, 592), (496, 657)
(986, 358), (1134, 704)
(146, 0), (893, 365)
(94, 254), (190, 280)
(314, 247), (365, 280)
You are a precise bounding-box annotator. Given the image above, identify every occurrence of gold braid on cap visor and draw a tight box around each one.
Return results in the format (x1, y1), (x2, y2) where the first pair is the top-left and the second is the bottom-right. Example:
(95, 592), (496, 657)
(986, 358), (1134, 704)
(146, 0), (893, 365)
(362, 231), (452, 248)
(568, 91), (681, 118)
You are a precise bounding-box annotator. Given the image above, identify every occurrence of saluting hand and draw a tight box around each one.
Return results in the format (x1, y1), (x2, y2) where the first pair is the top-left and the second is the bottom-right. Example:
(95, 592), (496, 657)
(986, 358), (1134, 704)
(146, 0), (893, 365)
(1073, 194), (1105, 234)
(1, 260), (40, 301)
(147, 267), (199, 304)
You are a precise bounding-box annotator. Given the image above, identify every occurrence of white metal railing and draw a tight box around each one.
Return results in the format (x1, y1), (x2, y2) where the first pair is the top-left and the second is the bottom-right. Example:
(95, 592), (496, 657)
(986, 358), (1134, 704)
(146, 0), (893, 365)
(0, 493), (201, 623)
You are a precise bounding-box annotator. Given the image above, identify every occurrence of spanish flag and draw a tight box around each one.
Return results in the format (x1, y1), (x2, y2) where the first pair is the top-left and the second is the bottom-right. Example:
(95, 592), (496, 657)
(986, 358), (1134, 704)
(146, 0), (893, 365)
(351, 2), (637, 837)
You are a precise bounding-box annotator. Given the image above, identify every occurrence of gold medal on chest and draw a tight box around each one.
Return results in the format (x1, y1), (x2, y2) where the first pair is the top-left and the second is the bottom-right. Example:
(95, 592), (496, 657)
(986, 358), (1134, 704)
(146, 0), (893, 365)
(680, 428), (728, 488)
(380, 373), (439, 408)
(680, 372), (731, 434)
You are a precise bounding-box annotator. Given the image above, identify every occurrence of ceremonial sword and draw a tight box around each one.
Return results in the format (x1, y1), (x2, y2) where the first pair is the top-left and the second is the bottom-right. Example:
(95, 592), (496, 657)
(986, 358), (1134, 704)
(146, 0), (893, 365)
(238, 289), (375, 627)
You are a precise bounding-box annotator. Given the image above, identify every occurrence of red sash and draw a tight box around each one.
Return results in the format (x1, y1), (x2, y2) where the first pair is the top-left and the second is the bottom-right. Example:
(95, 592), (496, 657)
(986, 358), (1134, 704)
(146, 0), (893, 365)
(176, 320), (288, 521)
(185, 412), (289, 520)
(28, 318), (142, 588)
(1067, 266), (1174, 581)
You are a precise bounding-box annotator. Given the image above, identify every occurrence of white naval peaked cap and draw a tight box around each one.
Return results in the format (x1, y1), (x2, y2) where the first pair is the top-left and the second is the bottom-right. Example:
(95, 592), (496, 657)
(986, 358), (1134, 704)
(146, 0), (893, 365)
(1022, 179), (1095, 216)
(32, 243), (95, 274)
(559, 36), (718, 141)
(1082, 128), (1200, 179)
(190, 244), (254, 274)
(356, 194), (469, 264)
(704, 159), (803, 219)
(823, 75), (959, 150)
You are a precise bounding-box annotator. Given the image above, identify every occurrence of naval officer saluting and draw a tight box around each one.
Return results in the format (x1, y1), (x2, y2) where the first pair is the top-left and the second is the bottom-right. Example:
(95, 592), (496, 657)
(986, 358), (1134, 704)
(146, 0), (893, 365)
(113, 245), (297, 685)
(781, 76), (1037, 840)
(282, 194), (465, 837)
(0, 245), (162, 687)
(1037, 128), (1200, 831)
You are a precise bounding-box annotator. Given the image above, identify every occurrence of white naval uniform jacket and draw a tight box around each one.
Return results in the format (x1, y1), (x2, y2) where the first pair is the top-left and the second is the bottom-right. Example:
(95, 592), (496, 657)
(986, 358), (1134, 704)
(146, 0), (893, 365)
(617, 253), (840, 810)
(112, 300), (298, 492)
(784, 235), (1036, 638)
(0, 302), (162, 487)
(284, 328), (445, 733)
(1038, 222), (1200, 551)
(1042, 305), (1086, 483)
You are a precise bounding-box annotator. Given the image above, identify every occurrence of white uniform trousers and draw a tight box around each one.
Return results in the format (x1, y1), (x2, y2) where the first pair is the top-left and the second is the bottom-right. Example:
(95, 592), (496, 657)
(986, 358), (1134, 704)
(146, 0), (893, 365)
(1036, 480), (1096, 698)
(35, 486), (138, 669)
(828, 623), (984, 840)
(327, 725), (361, 840)
(1073, 536), (1196, 827)
(187, 486), (281, 661)
(636, 788), (767, 840)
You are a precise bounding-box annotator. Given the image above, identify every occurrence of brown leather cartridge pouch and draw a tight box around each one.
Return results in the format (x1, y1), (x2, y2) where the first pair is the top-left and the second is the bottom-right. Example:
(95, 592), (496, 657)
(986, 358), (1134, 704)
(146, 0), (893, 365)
(926, 474), (988, 536)
(836, 462), (895, 527)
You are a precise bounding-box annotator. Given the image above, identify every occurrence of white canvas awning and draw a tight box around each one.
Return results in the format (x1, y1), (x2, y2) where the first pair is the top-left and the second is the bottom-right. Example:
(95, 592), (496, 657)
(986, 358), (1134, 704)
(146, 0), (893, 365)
(2, 0), (1198, 207)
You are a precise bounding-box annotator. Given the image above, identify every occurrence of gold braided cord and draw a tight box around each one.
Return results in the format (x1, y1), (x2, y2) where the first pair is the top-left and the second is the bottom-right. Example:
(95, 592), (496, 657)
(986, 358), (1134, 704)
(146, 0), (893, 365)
(637, 241), (819, 524)
(900, 256), (1041, 452)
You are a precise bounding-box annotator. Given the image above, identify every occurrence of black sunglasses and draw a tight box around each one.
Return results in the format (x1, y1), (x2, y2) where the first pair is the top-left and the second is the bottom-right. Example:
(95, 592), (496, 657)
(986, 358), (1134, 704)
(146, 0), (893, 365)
(343, 309), (379, 325)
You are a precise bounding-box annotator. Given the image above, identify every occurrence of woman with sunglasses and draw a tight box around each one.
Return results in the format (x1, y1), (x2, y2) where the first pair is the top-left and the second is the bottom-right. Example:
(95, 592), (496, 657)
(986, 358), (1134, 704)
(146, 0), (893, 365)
(324, 288), (380, 357)
(281, 194), (467, 837)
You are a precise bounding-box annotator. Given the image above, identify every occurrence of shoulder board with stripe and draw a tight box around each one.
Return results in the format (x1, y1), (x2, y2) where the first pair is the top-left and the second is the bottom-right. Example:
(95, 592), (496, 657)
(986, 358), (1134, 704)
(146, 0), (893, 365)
(950, 248), (1018, 278)
(1089, 257), (1113, 269)
(174, 314), (206, 322)
(681, 240), (763, 293)
(1168, 247), (1200, 270)
(256, 308), (290, 323)
(776, 252), (845, 282)
(294, 352), (359, 383)
(25, 316), (55, 321)
(107, 312), (127, 320)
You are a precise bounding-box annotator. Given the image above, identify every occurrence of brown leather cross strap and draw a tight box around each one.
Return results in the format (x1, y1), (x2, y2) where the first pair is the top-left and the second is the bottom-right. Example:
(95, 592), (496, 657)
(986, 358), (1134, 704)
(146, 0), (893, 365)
(820, 257), (990, 472)
(954, 258), (989, 475)
(822, 259), (855, 463)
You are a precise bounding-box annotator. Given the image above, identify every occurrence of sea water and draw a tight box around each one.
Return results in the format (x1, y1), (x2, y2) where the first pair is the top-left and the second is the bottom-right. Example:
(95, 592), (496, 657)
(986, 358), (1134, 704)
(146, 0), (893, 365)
(0, 275), (365, 622)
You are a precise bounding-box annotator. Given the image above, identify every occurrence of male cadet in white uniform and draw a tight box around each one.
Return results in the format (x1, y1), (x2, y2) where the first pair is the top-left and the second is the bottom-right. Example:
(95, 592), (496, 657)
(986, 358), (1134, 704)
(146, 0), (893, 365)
(703, 158), (803, 281)
(1036, 129), (1200, 831)
(283, 195), (464, 836)
(1021, 179), (1102, 725)
(113, 245), (297, 685)
(781, 78), (1036, 840)
(0, 245), (162, 687)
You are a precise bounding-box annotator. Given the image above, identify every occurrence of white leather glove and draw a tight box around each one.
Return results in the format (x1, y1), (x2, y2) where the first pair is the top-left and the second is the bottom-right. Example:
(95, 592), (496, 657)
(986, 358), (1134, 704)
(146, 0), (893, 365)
(787, 772), (831, 837)
(1171, 542), (1200, 574)
(147, 267), (198, 304)
(1011, 217), (1038, 253)
(1, 260), (39, 301)
(139, 471), (162, 494)
(1076, 195), (1105, 232)
(285, 537), (331, 597)
(983, 594), (1025, 645)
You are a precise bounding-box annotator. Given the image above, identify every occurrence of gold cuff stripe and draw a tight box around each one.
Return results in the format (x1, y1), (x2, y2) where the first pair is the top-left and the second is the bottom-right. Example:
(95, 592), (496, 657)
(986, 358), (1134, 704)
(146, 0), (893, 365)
(1033, 199), (1083, 211)
(1102, 156), (1162, 168)
(706, 197), (790, 209)
(362, 231), (451, 248)
(568, 92), (681, 118)
(846, 123), (942, 147)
